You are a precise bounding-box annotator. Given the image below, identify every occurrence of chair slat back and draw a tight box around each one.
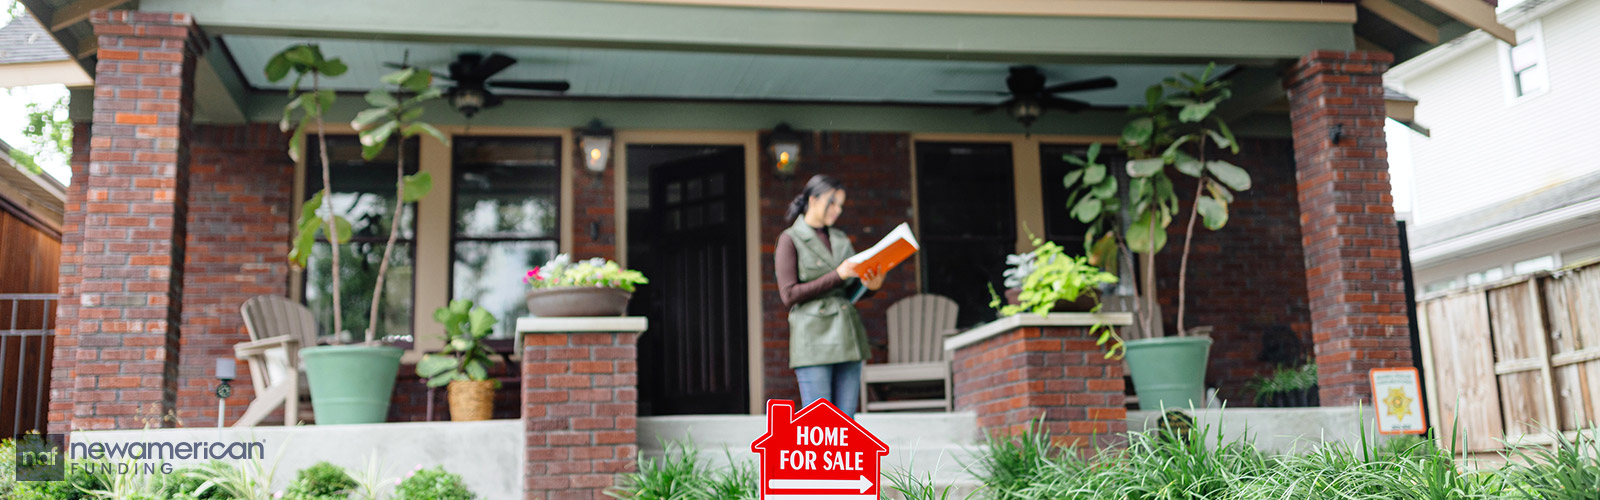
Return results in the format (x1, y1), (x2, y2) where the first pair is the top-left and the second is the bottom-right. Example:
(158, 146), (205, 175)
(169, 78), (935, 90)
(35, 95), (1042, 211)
(241, 295), (319, 348)
(886, 294), (958, 363)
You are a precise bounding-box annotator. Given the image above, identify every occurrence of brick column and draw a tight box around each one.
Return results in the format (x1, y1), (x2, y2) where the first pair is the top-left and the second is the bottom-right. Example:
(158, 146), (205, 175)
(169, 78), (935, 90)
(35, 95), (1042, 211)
(48, 122), (93, 434)
(68, 10), (205, 430)
(1285, 50), (1411, 407)
(522, 319), (646, 499)
(948, 316), (1129, 454)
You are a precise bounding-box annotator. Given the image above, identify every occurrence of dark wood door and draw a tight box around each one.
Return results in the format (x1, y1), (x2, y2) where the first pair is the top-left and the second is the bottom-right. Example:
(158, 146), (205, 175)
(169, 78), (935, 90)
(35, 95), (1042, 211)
(634, 147), (747, 415)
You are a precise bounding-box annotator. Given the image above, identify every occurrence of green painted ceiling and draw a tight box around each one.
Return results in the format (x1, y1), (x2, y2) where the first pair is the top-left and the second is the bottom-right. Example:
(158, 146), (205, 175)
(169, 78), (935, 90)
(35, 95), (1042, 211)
(222, 35), (1223, 108)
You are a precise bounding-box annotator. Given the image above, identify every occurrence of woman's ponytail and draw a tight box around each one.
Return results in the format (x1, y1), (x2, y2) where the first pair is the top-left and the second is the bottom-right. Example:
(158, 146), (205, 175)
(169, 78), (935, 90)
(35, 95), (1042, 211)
(786, 174), (847, 222)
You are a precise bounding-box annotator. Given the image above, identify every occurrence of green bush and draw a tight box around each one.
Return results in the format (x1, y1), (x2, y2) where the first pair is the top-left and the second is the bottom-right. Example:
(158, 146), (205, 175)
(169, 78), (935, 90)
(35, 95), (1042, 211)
(607, 441), (758, 500)
(284, 461), (358, 500)
(393, 465), (475, 500)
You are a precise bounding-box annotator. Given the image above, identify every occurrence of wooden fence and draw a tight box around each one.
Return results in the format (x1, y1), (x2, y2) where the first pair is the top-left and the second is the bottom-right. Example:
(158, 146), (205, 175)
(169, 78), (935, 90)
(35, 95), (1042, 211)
(1418, 259), (1600, 452)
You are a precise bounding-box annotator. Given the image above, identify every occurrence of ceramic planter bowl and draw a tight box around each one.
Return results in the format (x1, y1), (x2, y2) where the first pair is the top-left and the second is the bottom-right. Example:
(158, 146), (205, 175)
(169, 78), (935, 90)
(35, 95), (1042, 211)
(525, 286), (632, 317)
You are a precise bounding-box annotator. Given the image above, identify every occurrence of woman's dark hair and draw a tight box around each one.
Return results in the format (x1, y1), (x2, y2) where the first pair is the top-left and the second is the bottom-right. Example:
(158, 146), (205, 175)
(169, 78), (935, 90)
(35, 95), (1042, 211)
(787, 174), (846, 221)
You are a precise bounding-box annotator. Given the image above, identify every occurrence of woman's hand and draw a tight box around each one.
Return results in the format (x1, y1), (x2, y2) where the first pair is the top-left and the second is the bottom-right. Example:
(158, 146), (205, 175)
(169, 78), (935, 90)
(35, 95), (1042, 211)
(835, 261), (860, 280)
(862, 267), (888, 290)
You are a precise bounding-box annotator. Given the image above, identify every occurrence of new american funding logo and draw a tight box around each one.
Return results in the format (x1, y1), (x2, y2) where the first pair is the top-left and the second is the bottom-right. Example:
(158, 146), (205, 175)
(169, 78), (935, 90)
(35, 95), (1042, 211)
(13, 434), (267, 481)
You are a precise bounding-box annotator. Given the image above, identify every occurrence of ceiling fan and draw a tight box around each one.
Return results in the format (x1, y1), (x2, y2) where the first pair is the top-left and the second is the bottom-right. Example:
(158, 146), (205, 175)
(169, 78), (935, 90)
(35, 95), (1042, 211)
(939, 66), (1117, 130)
(385, 52), (571, 118)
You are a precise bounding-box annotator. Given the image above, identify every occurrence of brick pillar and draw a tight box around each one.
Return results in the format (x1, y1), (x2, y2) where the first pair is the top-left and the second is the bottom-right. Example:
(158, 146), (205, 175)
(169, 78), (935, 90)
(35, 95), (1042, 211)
(48, 122), (93, 434)
(522, 320), (645, 499)
(1285, 50), (1411, 407)
(67, 10), (205, 430)
(948, 318), (1128, 454)
(571, 149), (617, 261)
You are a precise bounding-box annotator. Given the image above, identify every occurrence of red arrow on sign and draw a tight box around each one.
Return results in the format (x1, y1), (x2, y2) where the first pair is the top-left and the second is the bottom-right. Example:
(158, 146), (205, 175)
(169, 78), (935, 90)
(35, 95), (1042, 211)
(751, 399), (890, 499)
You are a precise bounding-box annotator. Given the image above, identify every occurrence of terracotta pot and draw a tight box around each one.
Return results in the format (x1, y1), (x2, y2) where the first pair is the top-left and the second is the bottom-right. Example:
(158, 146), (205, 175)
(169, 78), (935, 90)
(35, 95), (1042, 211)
(1004, 288), (1099, 312)
(447, 379), (495, 422)
(525, 286), (632, 317)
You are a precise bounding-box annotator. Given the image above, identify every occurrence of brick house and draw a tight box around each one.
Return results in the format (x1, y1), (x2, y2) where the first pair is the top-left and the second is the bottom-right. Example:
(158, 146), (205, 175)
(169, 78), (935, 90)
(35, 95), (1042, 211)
(8, 0), (1514, 495)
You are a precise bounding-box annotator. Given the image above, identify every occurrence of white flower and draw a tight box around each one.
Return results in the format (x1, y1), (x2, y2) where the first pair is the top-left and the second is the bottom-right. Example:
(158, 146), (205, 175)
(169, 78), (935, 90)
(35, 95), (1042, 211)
(274, 491), (284, 499)
(395, 478), (404, 485)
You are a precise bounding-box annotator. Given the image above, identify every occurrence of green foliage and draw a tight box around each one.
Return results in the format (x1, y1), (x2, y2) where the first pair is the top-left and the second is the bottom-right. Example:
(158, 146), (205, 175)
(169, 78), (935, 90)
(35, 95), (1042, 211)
(3, 90), (72, 176)
(283, 461), (358, 500)
(607, 440), (758, 500)
(393, 465), (476, 500)
(990, 236), (1124, 358)
(1501, 427), (1600, 500)
(1247, 363), (1318, 406)
(527, 254), (650, 292)
(417, 299), (502, 387)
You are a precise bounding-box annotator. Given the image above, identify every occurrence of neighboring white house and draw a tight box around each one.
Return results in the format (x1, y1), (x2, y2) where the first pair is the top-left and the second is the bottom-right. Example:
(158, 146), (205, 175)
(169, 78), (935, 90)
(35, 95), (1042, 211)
(1386, 0), (1600, 294)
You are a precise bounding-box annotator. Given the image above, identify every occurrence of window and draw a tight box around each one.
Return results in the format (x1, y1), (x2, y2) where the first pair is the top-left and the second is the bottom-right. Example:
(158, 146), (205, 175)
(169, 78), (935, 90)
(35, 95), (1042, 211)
(915, 142), (1015, 327)
(1466, 267), (1506, 286)
(450, 137), (562, 339)
(1513, 255), (1556, 275)
(1506, 21), (1549, 99)
(1422, 279), (1458, 294)
(303, 136), (419, 342)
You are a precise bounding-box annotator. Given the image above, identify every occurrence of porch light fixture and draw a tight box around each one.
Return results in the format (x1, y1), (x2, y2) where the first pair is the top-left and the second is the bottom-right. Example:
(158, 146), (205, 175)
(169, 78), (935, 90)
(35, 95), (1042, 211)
(577, 119), (614, 174)
(769, 123), (803, 176)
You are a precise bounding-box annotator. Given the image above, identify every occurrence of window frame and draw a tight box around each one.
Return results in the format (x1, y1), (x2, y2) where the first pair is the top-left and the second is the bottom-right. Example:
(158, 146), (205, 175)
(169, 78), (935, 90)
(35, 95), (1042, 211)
(1500, 20), (1550, 102)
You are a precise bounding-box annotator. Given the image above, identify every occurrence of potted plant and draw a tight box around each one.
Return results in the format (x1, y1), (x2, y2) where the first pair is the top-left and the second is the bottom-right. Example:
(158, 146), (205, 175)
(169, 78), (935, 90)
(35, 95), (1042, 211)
(273, 44), (448, 424)
(417, 299), (501, 421)
(1062, 63), (1253, 410)
(524, 255), (649, 317)
(989, 236), (1127, 358)
(1249, 363), (1320, 408)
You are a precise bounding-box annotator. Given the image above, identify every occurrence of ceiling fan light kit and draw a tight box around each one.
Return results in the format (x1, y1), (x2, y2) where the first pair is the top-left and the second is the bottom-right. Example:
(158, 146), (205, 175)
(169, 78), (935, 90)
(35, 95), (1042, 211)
(940, 65), (1117, 132)
(388, 52), (571, 119)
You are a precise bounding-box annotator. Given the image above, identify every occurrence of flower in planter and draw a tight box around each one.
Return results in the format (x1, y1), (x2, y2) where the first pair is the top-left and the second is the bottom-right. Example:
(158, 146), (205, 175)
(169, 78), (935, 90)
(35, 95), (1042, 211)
(525, 253), (648, 292)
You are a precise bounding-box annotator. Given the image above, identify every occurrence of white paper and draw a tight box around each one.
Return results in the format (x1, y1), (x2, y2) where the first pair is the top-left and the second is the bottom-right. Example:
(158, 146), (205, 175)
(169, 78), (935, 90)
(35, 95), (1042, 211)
(846, 223), (919, 264)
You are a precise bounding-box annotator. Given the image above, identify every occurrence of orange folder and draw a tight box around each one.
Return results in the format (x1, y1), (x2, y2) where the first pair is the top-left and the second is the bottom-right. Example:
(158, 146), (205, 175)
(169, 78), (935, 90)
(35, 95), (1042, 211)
(847, 223), (919, 277)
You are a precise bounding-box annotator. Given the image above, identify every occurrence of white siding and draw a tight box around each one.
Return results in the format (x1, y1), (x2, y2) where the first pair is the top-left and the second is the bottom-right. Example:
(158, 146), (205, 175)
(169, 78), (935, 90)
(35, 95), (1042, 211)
(1398, 0), (1600, 226)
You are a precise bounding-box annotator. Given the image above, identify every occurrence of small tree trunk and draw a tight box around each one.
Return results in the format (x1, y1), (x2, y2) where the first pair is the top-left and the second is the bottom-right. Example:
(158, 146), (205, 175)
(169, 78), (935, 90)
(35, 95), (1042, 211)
(1176, 137), (1209, 337)
(367, 133), (405, 344)
(313, 72), (343, 340)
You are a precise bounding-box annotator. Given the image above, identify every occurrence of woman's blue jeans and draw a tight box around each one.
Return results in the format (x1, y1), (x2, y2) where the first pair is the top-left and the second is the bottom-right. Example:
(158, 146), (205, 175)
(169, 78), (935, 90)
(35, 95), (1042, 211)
(794, 360), (862, 418)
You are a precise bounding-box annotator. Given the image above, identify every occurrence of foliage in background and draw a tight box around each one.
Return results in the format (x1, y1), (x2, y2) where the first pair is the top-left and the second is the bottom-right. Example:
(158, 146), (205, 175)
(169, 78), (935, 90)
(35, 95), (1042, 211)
(284, 461), (358, 500)
(1064, 63), (1252, 338)
(607, 440), (758, 500)
(417, 299), (501, 387)
(989, 235), (1125, 358)
(1247, 363), (1318, 406)
(3, 91), (71, 177)
(393, 465), (477, 500)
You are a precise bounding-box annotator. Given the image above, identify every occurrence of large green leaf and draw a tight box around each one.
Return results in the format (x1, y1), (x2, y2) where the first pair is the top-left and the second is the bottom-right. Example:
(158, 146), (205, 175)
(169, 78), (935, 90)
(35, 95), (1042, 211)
(449, 298), (472, 315)
(1089, 231), (1119, 276)
(426, 373), (456, 388)
(283, 45), (316, 66)
(450, 338), (472, 352)
(1206, 160), (1252, 191)
(400, 70), (432, 93)
(1127, 158), (1164, 178)
(288, 217), (321, 267)
(404, 123), (449, 146)
(365, 89), (398, 108)
(329, 215), (353, 245)
(464, 360), (488, 381)
(287, 121), (305, 164)
(1214, 117), (1239, 154)
(1173, 151), (1203, 177)
(1061, 169), (1084, 188)
(321, 59), (348, 77)
(309, 90), (336, 117)
(360, 120), (398, 147)
(401, 172), (433, 203)
(1179, 100), (1217, 123)
(1062, 154), (1086, 167)
(1160, 135), (1192, 163)
(416, 355), (458, 378)
(1086, 142), (1101, 163)
(1071, 197), (1102, 224)
(265, 53), (292, 82)
(1125, 211), (1168, 254)
(381, 68), (416, 86)
(1207, 179), (1235, 203)
(1196, 195), (1229, 230)
(298, 190), (323, 223)
(1206, 128), (1233, 152)
(1144, 85), (1162, 109)
(1121, 118), (1154, 146)
(1083, 164), (1106, 185)
(468, 307), (496, 337)
(1089, 176), (1117, 200)
(433, 307), (455, 326)
(351, 108), (390, 131)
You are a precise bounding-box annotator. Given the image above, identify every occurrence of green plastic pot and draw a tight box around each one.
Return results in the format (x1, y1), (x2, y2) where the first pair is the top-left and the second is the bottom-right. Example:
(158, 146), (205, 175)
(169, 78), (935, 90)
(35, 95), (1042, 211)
(300, 345), (404, 425)
(1124, 336), (1212, 411)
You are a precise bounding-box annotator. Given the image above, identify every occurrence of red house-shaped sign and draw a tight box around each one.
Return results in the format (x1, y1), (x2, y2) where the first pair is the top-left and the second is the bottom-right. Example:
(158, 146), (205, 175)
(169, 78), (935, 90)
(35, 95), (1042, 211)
(751, 399), (890, 499)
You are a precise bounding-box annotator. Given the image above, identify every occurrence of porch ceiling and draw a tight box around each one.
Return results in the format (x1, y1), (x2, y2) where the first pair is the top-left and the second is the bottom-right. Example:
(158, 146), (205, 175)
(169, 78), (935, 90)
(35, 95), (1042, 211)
(222, 35), (1217, 108)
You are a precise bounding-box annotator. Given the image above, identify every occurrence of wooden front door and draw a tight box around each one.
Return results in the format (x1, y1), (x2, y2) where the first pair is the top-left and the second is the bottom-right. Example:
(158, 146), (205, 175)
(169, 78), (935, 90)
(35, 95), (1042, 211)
(629, 145), (748, 415)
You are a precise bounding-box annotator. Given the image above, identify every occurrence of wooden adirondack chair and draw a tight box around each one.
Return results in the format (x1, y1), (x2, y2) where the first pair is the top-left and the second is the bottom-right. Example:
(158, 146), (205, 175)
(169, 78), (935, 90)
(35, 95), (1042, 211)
(860, 294), (959, 412)
(234, 295), (319, 426)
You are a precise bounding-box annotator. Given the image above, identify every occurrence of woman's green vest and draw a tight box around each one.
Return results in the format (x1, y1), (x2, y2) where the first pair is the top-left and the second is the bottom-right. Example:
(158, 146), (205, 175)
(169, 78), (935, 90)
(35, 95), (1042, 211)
(783, 218), (871, 368)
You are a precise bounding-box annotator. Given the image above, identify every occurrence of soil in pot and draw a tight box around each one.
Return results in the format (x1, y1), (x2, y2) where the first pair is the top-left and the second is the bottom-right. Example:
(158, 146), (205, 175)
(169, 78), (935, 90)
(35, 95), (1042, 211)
(448, 379), (495, 421)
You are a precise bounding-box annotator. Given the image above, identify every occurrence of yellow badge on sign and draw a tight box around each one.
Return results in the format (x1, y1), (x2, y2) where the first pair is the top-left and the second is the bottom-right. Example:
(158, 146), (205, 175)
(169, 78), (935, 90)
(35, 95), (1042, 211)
(1382, 387), (1413, 422)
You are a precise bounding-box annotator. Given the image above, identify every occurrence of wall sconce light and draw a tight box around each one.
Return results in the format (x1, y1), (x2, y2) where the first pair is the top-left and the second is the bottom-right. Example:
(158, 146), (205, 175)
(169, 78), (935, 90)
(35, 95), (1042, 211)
(769, 123), (803, 176)
(577, 119), (614, 174)
(1329, 123), (1344, 145)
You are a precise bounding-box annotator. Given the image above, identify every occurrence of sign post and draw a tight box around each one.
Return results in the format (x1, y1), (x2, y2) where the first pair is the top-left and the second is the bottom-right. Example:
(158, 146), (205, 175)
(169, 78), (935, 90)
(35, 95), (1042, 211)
(752, 399), (890, 499)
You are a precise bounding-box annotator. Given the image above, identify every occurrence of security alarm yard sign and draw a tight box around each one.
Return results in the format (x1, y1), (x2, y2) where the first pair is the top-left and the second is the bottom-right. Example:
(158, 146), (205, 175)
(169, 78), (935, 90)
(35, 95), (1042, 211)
(752, 399), (889, 499)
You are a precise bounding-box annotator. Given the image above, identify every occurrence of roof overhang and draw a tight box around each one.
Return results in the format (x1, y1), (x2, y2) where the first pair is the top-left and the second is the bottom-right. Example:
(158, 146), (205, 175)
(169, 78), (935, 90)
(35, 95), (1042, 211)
(1410, 197), (1600, 267)
(0, 59), (92, 88)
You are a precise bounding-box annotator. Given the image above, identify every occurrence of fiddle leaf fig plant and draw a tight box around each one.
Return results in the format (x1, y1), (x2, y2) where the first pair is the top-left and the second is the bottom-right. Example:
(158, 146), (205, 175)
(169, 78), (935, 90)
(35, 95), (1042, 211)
(1064, 62), (1252, 339)
(417, 299), (500, 388)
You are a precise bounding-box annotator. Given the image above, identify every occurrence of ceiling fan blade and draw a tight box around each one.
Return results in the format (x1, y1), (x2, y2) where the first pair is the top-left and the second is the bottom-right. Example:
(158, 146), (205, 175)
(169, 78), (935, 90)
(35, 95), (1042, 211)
(1042, 96), (1091, 112)
(384, 62), (451, 80)
(469, 53), (518, 80)
(935, 89), (1012, 96)
(489, 80), (571, 92)
(1043, 76), (1117, 94)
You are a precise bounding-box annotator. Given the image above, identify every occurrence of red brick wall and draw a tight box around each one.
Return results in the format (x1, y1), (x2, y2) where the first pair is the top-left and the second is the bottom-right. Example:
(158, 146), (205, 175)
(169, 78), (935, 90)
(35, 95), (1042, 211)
(176, 124), (294, 425)
(53, 11), (204, 431)
(571, 149), (617, 261)
(1285, 51), (1411, 407)
(522, 331), (639, 499)
(950, 325), (1126, 452)
(1153, 138), (1313, 406)
(758, 132), (918, 403)
(47, 122), (92, 434)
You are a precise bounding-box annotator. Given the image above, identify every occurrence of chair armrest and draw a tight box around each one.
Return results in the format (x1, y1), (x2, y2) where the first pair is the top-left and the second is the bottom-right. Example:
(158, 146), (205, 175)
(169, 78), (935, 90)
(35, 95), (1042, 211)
(234, 336), (299, 357)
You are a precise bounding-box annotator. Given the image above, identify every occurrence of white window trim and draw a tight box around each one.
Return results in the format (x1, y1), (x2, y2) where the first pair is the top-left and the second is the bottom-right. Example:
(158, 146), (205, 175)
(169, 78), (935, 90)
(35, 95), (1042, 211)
(1498, 19), (1550, 104)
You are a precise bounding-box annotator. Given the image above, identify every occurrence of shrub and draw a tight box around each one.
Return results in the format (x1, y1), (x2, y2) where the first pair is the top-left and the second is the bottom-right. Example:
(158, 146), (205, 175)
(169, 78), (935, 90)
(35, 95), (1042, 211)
(284, 461), (358, 500)
(393, 465), (475, 500)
